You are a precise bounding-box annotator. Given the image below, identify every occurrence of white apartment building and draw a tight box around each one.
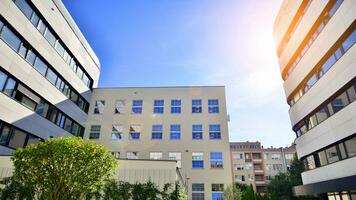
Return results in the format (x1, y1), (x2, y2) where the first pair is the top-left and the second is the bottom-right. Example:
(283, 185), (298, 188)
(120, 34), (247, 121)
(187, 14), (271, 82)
(85, 87), (233, 200)
(274, 0), (356, 199)
(0, 0), (100, 154)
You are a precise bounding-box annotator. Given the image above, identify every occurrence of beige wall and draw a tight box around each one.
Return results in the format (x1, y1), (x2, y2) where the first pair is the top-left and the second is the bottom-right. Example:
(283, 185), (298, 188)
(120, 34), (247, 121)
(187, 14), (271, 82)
(85, 86), (233, 199)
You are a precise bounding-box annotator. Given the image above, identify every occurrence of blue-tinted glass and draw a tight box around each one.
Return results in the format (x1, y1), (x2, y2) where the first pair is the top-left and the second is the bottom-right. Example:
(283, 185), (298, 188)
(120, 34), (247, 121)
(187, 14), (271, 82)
(192, 161), (204, 168)
(130, 133), (140, 139)
(0, 21), (3, 30)
(212, 193), (224, 200)
(210, 152), (223, 159)
(132, 107), (142, 114)
(192, 99), (202, 105)
(0, 71), (8, 91)
(209, 132), (221, 139)
(342, 31), (355, 51)
(171, 125), (180, 131)
(209, 125), (221, 131)
(152, 133), (162, 139)
(328, 0), (343, 17)
(30, 13), (40, 27)
(14, 0), (34, 19)
(152, 125), (163, 131)
(26, 50), (36, 65)
(171, 100), (181, 106)
(33, 57), (48, 76)
(306, 74), (317, 89)
(171, 107), (181, 113)
(3, 78), (16, 96)
(1, 27), (21, 51)
(321, 55), (336, 74)
(154, 107), (164, 114)
(193, 125), (202, 131)
(133, 100), (143, 106)
(208, 99), (218, 105)
(193, 133), (203, 139)
(154, 100), (164, 106)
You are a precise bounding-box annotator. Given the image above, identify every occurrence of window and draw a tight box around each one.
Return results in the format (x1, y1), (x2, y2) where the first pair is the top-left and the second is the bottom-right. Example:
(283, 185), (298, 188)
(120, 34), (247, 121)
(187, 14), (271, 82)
(0, 125), (11, 145)
(345, 136), (356, 157)
(331, 93), (350, 113)
(325, 146), (339, 164)
(14, 0), (34, 19)
(26, 49), (36, 66)
(263, 153), (269, 160)
(55, 42), (65, 57)
(132, 100), (143, 114)
(209, 125), (221, 139)
(3, 78), (16, 96)
(347, 84), (356, 102)
(129, 125), (140, 140)
(232, 153), (244, 160)
(44, 29), (57, 46)
(111, 152), (120, 159)
(245, 163), (253, 170)
(45, 68), (57, 85)
(26, 135), (41, 146)
(8, 129), (27, 149)
(192, 124), (203, 140)
(150, 152), (163, 160)
(315, 107), (329, 123)
(234, 164), (244, 171)
(285, 153), (294, 160)
(18, 43), (27, 58)
(94, 100), (105, 114)
(126, 152), (138, 159)
(192, 152), (204, 169)
(272, 164), (283, 171)
(271, 153), (281, 160)
(0, 71), (7, 91)
(170, 124), (181, 140)
(111, 125), (123, 140)
(208, 99), (219, 113)
(306, 155), (316, 170)
(114, 100), (125, 114)
(192, 183), (204, 200)
(210, 152), (223, 168)
(171, 99), (181, 113)
(192, 99), (202, 113)
(169, 152), (182, 168)
(33, 57), (48, 76)
(153, 99), (164, 114)
(235, 175), (245, 182)
(265, 164), (272, 171)
(1, 26), (21, 51)
(212, 184), (224, 200)
(318, 151), (328, 166)
(152, 125), (163, 139)
(89, 125), (100, 139)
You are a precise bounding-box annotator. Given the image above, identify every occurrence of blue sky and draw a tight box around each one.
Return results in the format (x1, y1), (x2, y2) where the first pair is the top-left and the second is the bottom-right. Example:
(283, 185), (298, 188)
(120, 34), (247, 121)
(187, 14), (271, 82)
(63, 0), (295, 147)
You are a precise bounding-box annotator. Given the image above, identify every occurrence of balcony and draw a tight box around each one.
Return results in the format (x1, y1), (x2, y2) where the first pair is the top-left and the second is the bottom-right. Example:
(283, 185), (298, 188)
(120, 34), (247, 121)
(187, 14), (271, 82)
(254, 169), (264, 174)
(255, 180), (266, 185)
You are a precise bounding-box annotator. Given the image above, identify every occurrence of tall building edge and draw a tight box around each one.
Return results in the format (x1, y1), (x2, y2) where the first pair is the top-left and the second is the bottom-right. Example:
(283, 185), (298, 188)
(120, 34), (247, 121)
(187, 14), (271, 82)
(273, 0), (356, 199)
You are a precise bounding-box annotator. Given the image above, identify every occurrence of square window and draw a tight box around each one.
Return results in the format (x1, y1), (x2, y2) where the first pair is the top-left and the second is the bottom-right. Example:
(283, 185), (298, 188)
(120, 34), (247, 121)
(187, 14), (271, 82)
(170, 124), (181, 140)
(112, 125), (123, 140)
(209, 125), (221, 139)
(132, 100), (143, 114)
(126, 152), (138, 159)
(115, 100), (126, 114)
(208, 99), (219, 113)
(94, 100), (105, 114)
(169, 152), (182, 168)
(150, 152), (163, 160)
(171, 99), (181, 113)
(129, 125), (140, 140)
(192, 152), (204, 169)
(192, 183), (204, 192)
(1, 26), (21, 51)
(192, 99), (202, 113)
(192, 124), (203, 140)
(153, 99), (164, 114)
(89, 125), (100, 139)
(152, 125), (163, 139)
(325, 146), (339, 164)
(210, 152), (223, 168)
(212, 184), (224, 192)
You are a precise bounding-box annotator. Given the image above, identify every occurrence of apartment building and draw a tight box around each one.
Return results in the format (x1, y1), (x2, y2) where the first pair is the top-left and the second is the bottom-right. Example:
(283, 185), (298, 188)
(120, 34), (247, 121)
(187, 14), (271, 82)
(273, 0), (356, 199)
(0, 0), (100, 155)
(85, 87), (233, 200)
(230, 141), (296, 193)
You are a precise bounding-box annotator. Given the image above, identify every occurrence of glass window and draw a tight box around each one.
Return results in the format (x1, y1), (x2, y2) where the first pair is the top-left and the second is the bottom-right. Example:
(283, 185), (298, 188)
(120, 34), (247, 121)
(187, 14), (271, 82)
(26, 135), (41, 146)
(0, 20), (3, 30)
(3, 78), (16, 96)
(33, 57), (48, 76)
(208, 99), (219, 113)
(18, 43), (27, 58)
(0, 71), (8, 91)
(44, 29), (56, 46)
(192, 99), (202, 113)
(306, 155), (316, 170)
(342, 31), (356, 51)
(129, 125), (140, 140)
(55, 42), (65, 57)
(331, 92), (349, 113)
(325, 146), (339, 164)
(170, 124), (181, 140)
(306, 74), (317, 90)
(0, 125), (11, 145)
(171, 99), (181, 113)
(64, 118), (72, 133)
(212, 184), (224, 192)
(26, 49), (36, 65)
(315, 107), (329, 124)
(94, 100), (105, 114)
(76, 67), (83, 79)
(210, 152), (223, 168)
(152, 125), (163, 139)
(114, 100), (125, 114)
(30, 12), (40, 27)
(149, 152), (162, 160)
(168, 152), (181, 168)
(235, 175), (245, 182)
(71, 123), (79, 136)
(308, 114), (318, 129)
(346, 84), (356, 102)
(8, 129), (27, 149)
(89, 125), (100, 139)
(37, 20), (46, 35)
(153, 99), (164, 114)
(83, 74), (90, 87)
(1, 26), (21, 51)
(14, 0), (33, 19)
(126, 152), (138, 159)
(132, 100), (143, 114)
(321, 55), (336, 74)
(45, 68), (57, 85)
(56, 113), (65, 128)
(345, 136), (356, 157)
(318, 151), (328, 166)
(111, 125), (123, 140)
(192, 152), (204, 169)
(192, 193), (204, 200)
(192, 124), (203, 140)
(338, 143), (347, 159)
(111, 152), (120, 159)
(70, 91), (78, 104)
(271, 153), (281, 160)
(209, 124), (221, 139)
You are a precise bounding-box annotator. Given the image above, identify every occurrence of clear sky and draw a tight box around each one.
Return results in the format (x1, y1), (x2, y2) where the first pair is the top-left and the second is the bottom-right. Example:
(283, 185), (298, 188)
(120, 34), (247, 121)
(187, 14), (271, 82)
(63, 0), (295, 148)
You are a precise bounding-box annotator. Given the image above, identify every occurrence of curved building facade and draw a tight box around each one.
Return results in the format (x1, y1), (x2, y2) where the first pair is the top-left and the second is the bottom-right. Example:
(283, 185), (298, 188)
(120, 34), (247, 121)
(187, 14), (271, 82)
(273, 0), (356, 199)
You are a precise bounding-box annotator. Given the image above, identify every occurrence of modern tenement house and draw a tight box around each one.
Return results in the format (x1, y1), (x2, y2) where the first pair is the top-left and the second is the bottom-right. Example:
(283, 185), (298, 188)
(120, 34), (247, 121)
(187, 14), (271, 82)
(274, 0), (356, 199)
(85, 87), (233, 200)
(230, 141), (296, 193)
(0, 0), (100, 154)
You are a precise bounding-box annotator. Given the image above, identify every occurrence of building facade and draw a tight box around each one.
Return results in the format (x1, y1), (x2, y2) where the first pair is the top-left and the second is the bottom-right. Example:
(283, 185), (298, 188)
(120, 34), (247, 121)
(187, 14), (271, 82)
(0, 0), (100, 155)
(230, 141), (296, 193)
(85, 87), (233, 200)
(273, 0), (356, 199)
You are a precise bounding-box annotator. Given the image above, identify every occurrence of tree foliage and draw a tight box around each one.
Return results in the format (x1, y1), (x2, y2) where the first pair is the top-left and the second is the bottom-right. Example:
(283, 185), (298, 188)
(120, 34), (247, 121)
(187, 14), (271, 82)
(8, 137), (117, 200)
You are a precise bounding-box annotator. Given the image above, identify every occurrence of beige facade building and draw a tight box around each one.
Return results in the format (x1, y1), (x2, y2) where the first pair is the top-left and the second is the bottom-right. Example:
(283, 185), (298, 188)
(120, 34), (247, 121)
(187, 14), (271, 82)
(274, 0), (356, 199)
(230, 141), (296, 193)
(85, 86), (233, 200)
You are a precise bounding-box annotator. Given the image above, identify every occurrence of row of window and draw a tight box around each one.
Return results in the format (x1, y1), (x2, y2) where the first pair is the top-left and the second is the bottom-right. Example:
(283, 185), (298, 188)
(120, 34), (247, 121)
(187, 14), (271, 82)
(284, 0), (343, 80)
(13, 0), (93, 88)
(117, 151), (224, 169)
(0, 119), (43, 149)
(293, 79), (356, 137)
(302, 134), (356, 171)
(230, 144), (259, 150)
(89, 124), (222, 140)
(0, 17), (89, 113)
(0, 67), (84, 137)
(192, 183), (224, 200)
(232, 152), (287, 160)
(94, 99), (220, 114)
(276, 0), (312, 57)
(289, 28), (355, 106)
(233, 163), (283, 171)
(327, 191), (356, 200)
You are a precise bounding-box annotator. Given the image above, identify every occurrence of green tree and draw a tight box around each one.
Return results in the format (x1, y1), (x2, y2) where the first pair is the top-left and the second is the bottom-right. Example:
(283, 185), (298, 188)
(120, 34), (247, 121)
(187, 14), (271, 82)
(8, 137), (117, 200)
(242, 185), (256, 200)
(267, 173), (293, 200)
(224, 184), (243, 200)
